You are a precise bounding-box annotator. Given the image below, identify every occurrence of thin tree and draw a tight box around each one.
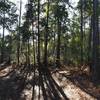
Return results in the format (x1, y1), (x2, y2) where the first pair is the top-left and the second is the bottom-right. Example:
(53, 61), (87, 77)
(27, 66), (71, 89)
(1, 0), (5, 63)
(44, 0), (50, 67)
(92, 0), (100, 81)
(80, 0), (84, 65)
(37, 0), (41, 65)
(88, 16), (93, 65)
(17, 0), (22, 65)
(56, 4), (61, 68)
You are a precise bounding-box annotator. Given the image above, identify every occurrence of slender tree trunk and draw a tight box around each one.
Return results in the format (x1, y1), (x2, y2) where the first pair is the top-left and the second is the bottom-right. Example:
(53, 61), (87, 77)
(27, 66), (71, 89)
(27, 39), (30, 65)
(44, 0), (50, 67)
(37, 0), (40, 65)
(17, 0), (22, 65)
(92, 0), (100, 82)
(1, 0), (5, 63)
(1, 22), (5, 63)
(80, 0), (84, 65)
(53, 29), (56, 64)
(88, 16), (93, 65)
(56, 17), (61, 67)
(32, 22), (36, 65)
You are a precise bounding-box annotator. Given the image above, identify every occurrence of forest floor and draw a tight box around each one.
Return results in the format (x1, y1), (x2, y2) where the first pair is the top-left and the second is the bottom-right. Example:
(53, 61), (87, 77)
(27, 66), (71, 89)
(0, 64), (100, 100)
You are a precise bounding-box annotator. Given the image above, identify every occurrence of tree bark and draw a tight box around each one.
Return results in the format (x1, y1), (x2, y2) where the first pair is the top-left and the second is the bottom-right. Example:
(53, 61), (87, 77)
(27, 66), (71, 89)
(37, 0), (41, 65)
(17, 0), (22, 65)
(92, 0), (100, 82)
(80, 0), (84, 65)
(1, 0), (6, 63)
(44, 0), (50, 67)
(56, 17), (61, 68)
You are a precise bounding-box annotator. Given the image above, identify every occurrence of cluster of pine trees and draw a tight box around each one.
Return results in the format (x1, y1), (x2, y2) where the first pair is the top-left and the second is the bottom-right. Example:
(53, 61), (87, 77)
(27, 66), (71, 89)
(0, 0), (100, 81)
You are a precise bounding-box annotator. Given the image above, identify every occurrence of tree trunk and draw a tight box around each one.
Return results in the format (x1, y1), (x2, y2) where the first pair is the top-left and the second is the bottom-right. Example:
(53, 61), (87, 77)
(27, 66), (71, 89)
(37, 0), (40, 65)
(1, 0), (6, 63)
(56, 17), (61, 68)
(32, 24), (36, 65)
(1, 23), (5, 63)
(27, 39), (30, 65)
(92, 0), (100, 82)
(88, 16), (93, 66)
(17, 0), (22, 65)
(44, 0), (50, 67)
(80, 0), (84, 65)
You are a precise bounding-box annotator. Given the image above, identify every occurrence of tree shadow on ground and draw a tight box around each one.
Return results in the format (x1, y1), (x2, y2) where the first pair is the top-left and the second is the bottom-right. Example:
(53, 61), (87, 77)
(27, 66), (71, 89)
(62, 73), (100, 99)
(0, 65), (29, 100)
(28, 65), (69, 100)
(0, 63), (11, 72)
(0, 64), (69, 100)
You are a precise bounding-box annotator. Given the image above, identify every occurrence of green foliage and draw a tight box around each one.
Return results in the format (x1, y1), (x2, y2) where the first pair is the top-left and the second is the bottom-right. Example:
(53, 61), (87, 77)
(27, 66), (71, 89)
(21, 21), (31, 42)
(0, 0), (97, 67)
(0, 0), (18, 31)
(77, 0), (93, 16)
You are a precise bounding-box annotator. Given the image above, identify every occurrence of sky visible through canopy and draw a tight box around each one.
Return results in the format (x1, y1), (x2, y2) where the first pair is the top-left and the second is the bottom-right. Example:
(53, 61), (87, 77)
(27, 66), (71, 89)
(1, 0), (78, 35)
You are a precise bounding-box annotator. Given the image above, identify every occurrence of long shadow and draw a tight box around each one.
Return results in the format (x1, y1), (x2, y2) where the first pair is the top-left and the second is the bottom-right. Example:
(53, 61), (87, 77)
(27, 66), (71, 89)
(0, 64), (30, 100)
(0, 73), (24, 100)
(31, 66), (47, 100)
(31, 65), (41, 100)
(61, 73), (100, 99)
(45, 70), (69, 100)
(31, 66), (69, 100)
(0, 63), (11, 72)
(0, 64), (69, 100)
